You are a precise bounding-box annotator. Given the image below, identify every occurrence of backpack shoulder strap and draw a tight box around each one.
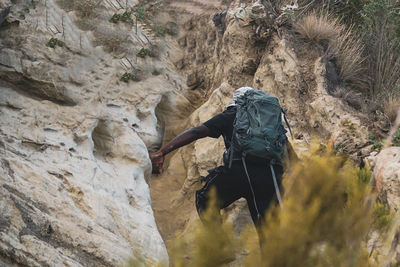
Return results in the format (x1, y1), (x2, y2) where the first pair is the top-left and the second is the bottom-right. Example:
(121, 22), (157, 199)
(241, 156), (261, 220)
(228, 126), (236, 169)
(281, 108), (293, 138)
(270, 162), (283, 205)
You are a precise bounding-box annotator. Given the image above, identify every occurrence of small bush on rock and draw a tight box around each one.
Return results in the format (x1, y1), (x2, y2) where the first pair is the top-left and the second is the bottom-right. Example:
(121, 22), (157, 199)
(136, 47), (156, 58)
(46, 37), (65, 48)
(109, 10), (134, 25)
(135, 3), (147, 22)
(120, 71), (140, 83)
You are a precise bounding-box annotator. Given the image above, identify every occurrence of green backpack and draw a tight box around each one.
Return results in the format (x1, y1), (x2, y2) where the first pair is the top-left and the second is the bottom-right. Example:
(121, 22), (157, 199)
(228, 88), (292, 207)
(228, 89), (291, 165)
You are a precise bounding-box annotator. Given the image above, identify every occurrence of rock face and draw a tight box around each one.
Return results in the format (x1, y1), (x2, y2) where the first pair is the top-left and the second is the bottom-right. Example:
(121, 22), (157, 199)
(367, 147), (400, 263)
(0, 0), (11, 26)
(151, 1), (373, 252)
(0, 87), (167, 266)
(374, 147), (400, 210)
(0, 0), (191, 265)
(1, 0), (398, 265)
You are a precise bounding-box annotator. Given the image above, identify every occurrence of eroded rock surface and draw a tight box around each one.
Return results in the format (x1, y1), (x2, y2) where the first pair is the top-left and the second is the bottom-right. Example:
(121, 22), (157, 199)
(1, 0), (397, 265)
(374, 147), (400, 211)
(367, 147), (400, 263)
(0, 0), (192, 265)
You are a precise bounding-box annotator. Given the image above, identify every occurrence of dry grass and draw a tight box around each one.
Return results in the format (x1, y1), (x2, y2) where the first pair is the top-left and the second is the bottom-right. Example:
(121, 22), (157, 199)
(94, 22), (130, 54)
(74, 0), (100, 17)
(277, 0), (341, 20)
(383, 95), (400, 123)
(293, 13), (341, 43)
(369, 40), (400, 97)
(330, 26), (366, 88)
(57, 0), (100, 17)
(294, 13), (366, 88)
(332, 87), (364, 110)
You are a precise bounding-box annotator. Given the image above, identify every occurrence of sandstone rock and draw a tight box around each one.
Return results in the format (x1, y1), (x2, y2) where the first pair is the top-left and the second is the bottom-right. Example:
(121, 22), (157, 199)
(0, 0), (193, 265)
(367, 147), (400, 264)
(373, 147), (400, 210)
(0, 83), (169, 266)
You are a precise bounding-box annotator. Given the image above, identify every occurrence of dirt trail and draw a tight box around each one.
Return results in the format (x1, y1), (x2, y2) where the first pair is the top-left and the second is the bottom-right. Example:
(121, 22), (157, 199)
(149, 0), (226, 248)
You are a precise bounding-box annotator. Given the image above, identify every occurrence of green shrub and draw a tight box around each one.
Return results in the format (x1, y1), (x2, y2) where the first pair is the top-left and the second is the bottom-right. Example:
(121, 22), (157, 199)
(136, 47), (155, 58)
(369, 135), (383, 151)
(120, 71), (140, 83)
(368, 129), (400, 149)
(109, 10), (134, 25)
(46, 37), (65, 48)
(135, 3), (146, 22)
(373, 202), (394, 232)
(393, 128), (400, 146)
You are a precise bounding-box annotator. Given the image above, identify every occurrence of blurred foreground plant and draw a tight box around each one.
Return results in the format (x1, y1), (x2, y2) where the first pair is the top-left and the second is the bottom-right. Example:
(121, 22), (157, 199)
(168, 188), (239, 267)
(246, 145), (375, 266)
(126, 145), (400, 266)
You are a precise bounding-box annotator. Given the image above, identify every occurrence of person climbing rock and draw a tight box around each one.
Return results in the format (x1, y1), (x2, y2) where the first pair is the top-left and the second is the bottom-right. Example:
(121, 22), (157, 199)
(150, 87), (296, 238)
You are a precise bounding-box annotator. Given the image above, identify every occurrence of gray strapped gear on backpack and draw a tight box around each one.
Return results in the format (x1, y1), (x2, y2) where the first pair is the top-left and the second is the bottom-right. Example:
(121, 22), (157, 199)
(227, 89), (292, 218)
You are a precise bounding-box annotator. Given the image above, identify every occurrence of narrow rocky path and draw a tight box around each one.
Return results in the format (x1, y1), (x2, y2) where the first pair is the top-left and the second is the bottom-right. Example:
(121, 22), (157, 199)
(148, 0), (227, 250)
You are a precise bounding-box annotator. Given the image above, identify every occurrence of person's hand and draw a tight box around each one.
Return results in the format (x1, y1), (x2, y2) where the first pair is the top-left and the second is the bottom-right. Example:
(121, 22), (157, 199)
(150, 151), (164, 174)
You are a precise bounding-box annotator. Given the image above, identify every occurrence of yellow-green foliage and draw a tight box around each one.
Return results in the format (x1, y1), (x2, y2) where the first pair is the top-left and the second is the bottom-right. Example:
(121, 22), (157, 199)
(127, 147), (383, 266)
(247, 147), (374, 266)
(373, 202), (394, 233)
(168, 188), (239, 267)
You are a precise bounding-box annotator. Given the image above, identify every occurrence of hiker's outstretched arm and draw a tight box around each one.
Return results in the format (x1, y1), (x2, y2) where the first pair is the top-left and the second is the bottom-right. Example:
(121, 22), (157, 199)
(150, 125), (210, 173)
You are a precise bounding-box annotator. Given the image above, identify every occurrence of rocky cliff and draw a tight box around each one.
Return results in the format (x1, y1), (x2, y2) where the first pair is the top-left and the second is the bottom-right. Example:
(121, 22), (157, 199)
(151, 0), (378, 248)
(0, 0), (399, 266)
(0, 0), (191, 265)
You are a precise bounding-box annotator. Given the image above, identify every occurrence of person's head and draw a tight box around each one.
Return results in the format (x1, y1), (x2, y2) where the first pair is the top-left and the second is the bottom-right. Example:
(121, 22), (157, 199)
(229, 87), (252, 106)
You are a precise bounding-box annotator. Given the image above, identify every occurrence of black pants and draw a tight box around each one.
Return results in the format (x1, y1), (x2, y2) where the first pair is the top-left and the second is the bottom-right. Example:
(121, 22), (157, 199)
(195, 159), (283, 227)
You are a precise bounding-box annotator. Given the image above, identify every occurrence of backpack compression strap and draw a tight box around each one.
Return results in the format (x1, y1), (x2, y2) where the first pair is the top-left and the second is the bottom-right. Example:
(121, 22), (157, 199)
(241, 156), (261, 220)
(270, 161), (282, 205)
(241, 156), (283, 223)
(281, 108), (293, 138)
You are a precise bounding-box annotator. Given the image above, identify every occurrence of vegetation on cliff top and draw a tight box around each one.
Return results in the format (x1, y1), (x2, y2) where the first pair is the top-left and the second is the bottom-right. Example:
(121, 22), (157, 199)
(289, 0), (400, 123)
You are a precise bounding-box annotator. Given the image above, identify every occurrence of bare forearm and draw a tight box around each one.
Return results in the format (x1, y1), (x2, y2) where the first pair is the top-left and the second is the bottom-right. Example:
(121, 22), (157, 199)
(159, 125), (209, 156)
